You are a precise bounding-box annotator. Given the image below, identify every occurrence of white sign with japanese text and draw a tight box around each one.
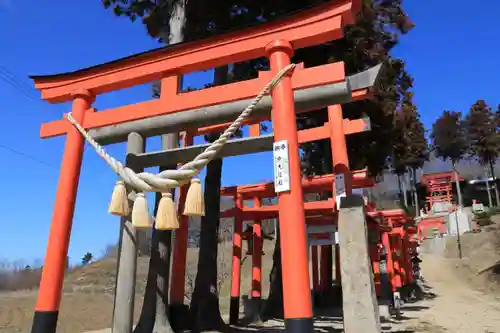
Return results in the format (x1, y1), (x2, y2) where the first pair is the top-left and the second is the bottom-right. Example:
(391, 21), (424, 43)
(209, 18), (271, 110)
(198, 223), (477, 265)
(273, 140), (291, 193)
(334, 173), (346, 208)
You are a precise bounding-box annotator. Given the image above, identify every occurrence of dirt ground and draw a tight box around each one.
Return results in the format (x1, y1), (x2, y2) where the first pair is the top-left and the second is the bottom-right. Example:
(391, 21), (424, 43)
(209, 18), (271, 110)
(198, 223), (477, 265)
(2, 223), (500, 333)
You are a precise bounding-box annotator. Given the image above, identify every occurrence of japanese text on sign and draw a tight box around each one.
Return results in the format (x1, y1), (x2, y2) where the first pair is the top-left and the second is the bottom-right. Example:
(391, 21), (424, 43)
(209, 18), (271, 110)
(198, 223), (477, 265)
(334, 173), (346, 208)
(273, 140), (291, 193)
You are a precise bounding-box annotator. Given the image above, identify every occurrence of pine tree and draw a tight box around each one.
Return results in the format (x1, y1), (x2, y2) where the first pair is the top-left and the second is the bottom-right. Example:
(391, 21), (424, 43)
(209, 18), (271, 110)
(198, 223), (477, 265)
(81, 252), (93, 266)
(103, 1), (195, 332)
(466, 100), (500, 206)
(430, 110), (468, 207)
(391, 91), (428, 212)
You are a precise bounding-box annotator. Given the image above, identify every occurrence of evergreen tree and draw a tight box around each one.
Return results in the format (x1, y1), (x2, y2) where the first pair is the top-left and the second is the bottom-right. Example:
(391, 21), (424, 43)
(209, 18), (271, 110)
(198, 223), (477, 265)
(391, 91), (428, 212)
(430, 110), (468, 207)
(81, 252), (93, 266)
(466, 100), (500, 206)
(103, 1), (195, 332)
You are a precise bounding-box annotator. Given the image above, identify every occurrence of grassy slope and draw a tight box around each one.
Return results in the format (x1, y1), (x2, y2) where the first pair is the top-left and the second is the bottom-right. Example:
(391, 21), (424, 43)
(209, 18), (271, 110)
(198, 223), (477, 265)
(0, 239), (276, 333)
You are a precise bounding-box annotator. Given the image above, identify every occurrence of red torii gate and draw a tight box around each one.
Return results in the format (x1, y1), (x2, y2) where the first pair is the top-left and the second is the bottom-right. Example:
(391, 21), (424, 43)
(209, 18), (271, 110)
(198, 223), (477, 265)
(27, 1), (379, 333)
(368, 209), (417, 301)
(419, 171), (462, 239)
(421, 171), (461, 213)
(219, 169), (374, 323)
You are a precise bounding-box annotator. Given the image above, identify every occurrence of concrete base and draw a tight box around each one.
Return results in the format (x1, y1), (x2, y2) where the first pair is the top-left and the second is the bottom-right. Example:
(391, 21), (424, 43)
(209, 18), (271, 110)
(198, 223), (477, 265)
(378, 304), (390, 320)
(338, 195), (382, 333)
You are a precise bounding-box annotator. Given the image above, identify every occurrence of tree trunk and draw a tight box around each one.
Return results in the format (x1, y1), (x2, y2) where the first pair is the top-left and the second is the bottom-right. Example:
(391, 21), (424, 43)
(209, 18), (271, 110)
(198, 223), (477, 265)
(452, 161), (464, 208)
(134, 3), (188, 330)
(189, 158), (226, 330)
(412, 168), (420, 215)
(489, 160), (500, 207)
(262, 220), (284, 320)
(189, 65), (228, 330)
(485, 167), (493, 208)
(166, 0), (187, 44)
(397, 174), (407, 207)
(113, 133), (143, 333)
(402, 174), (408, 207)
(134, 134), (178, 333)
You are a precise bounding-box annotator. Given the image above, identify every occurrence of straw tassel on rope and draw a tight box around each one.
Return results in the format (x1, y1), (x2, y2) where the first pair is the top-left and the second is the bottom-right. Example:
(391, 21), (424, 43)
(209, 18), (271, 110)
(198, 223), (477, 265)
(183, 179), (205, 217)
(108, 180), (130, 216)
(155, 192), (179, 230)
(132, 192), (152, 228)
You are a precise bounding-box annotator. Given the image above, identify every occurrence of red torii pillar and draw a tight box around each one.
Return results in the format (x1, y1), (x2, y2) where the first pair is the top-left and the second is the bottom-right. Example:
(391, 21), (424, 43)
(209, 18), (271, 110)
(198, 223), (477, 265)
(311, 245), (320, 296)
(251, 196), (263, 311)
(229, 193), (244, 325)
(170, 132), (194, 309)
(389, 226), (403, 292)
(32, 90), (94, 333)
(381, 228), (395, 293)
(250, 124), (263, 309)
(401, 232), (413, 285)
(266, 40), (313, 331)
(329, 104), (352, 285)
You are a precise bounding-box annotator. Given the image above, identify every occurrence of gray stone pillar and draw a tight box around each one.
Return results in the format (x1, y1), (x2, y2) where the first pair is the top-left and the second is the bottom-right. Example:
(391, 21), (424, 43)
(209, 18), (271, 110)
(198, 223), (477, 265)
(338, 195), (381, 333)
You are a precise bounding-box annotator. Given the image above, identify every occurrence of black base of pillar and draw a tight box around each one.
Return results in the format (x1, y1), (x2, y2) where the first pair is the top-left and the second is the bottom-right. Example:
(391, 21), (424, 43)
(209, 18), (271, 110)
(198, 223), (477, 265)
(168, 303), (191, 331)
(31, 310), (58, 333)
(229, 296), (240, 325)
(250, 296), (262, 323)
(312, 291), (320, 307)
(284, 317), (314, 333)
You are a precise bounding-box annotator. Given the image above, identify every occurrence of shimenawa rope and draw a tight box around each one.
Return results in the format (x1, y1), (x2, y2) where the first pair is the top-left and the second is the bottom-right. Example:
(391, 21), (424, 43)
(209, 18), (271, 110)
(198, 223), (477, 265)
(66, 63), (296, 193)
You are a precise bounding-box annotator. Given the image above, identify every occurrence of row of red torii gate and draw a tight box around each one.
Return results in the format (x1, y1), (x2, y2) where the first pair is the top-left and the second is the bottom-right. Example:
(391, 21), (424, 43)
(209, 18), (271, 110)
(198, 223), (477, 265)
(28, 1), (422, 333)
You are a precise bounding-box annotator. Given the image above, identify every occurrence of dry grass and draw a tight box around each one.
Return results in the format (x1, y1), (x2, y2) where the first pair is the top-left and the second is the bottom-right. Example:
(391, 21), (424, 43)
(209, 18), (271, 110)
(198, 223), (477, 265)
(443, 214), (500, 297)
(3, 215), (500, 332)
(0, 239), (276, 333)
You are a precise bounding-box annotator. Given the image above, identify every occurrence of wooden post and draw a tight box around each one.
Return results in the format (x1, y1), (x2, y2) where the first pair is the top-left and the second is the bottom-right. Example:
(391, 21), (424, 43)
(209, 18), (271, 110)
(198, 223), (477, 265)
(229, 193), (244, 325)
(320, 246), (329, 294)
(328, 104), (352, 295)
(249, 124), (263, 319)
(266, 40), (313, 333)
(31, 90), (94, 333)
(338, 195), (381, 333)
(335, 244), (341, 284)
(311, 245), (319, 295)
(170, 133), (193, 307)
(252, 197), (263, 315)
(391, 234), (402, 291)
(371, 244), (381, 297)
(112, 132), (145, 333)
(381, 230), (394, 294)
(403, 235), (414, 284)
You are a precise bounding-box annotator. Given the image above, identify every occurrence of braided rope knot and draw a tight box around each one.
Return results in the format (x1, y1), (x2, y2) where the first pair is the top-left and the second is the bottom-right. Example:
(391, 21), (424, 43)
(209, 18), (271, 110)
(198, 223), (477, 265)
(66, 63), (296, 193)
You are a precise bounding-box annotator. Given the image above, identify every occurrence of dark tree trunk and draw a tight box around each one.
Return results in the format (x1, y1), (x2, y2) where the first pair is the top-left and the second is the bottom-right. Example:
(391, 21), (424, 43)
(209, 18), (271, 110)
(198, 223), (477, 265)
(489, 160), (500, 207)
(134, 161), (176, 333)
(485, 166), (494, 208)
(189, 158), (226, 330)
(262, 221), (284, 320)
(397, 173), (408, 207)
(411, 168), (420, 215)
(189, 65), (229, 330)
(133, 2), (187, 330)
(452, 161), (464, 208)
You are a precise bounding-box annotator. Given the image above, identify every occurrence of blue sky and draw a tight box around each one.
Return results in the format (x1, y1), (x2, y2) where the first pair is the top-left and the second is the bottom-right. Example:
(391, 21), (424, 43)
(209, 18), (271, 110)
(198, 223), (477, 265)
(0, 0), (498, 265)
